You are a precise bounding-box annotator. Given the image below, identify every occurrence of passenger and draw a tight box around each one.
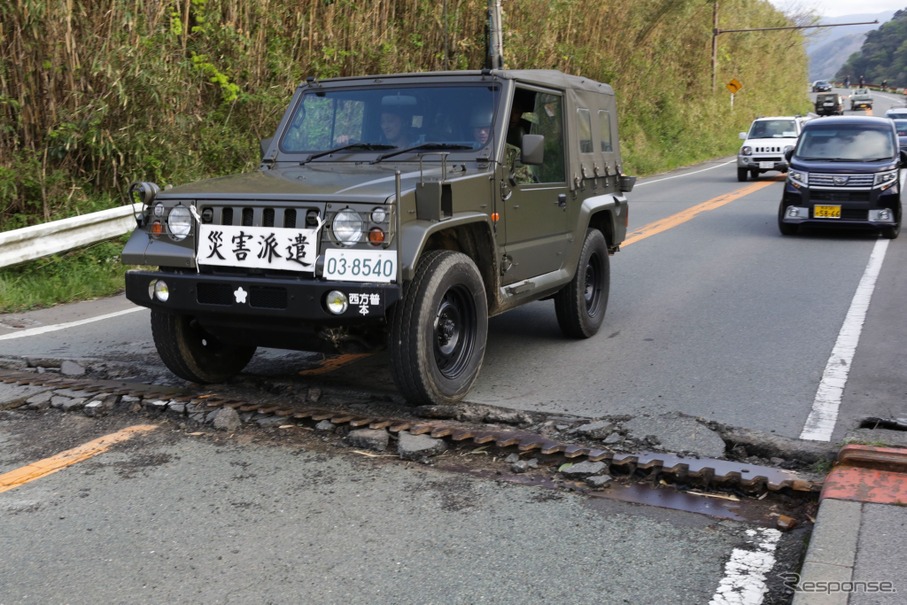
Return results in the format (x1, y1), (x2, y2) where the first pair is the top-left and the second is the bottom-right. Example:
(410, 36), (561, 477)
(380, 109), (412, 148)
(470, 110), (493, 147)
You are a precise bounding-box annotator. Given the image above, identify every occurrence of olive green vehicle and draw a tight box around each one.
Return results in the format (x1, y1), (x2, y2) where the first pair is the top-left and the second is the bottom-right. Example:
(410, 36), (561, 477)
(122, 69), (635, 405)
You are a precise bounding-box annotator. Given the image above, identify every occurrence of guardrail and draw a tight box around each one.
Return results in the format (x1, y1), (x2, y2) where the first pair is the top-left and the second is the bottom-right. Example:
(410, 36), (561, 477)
(0, 204), (141, 269)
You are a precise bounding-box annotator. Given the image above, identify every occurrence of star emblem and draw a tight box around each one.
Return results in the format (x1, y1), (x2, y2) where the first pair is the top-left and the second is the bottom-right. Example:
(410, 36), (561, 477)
(234, 287), (248, 304)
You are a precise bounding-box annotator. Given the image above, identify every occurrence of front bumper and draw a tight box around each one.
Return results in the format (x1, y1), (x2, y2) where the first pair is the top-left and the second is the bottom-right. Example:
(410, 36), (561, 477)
(125, 270), (401, 322)
(738, 156), (788, 172)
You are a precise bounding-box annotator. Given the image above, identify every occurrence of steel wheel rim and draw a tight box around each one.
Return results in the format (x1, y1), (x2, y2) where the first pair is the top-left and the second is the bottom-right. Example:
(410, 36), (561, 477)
(433, 286), (476, 378)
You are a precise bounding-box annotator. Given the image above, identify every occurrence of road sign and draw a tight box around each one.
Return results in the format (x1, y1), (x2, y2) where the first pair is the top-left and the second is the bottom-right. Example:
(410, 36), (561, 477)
(726, 78), (743, 94)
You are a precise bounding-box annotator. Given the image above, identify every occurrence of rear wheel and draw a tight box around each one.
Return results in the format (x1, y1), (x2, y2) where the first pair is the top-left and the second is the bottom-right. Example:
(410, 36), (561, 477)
(150, 310), (256, 383)
(389, 250), (488, 405)
(554, 229), (610, 338)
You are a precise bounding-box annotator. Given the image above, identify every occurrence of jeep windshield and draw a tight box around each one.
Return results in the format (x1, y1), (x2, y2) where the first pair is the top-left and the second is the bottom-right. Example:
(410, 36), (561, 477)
(279, 83), (500, 159)
(795, 125), (896, 162)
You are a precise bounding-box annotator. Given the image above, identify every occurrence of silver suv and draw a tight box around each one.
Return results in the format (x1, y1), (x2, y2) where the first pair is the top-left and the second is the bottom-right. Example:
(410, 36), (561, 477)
(737, 116), (811, 182)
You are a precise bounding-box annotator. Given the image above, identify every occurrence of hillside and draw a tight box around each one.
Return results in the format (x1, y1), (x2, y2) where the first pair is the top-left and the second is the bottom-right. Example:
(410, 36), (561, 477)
(806, 10), (895, 81)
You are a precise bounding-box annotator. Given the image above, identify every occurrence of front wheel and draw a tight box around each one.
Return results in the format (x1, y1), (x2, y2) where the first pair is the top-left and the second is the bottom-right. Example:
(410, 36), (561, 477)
(389, 250), (488, 405)
(150, 310), (256, 383)
(737, 167), (748, 182)
(554, 229), (610, 338)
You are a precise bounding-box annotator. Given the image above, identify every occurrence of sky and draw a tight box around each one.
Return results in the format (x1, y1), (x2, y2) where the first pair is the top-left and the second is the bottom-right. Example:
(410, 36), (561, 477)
(768, 0), (904, 18)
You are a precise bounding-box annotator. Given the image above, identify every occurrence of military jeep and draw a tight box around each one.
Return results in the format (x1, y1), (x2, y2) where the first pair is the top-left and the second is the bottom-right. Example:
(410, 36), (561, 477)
(122, 69), (634, 405)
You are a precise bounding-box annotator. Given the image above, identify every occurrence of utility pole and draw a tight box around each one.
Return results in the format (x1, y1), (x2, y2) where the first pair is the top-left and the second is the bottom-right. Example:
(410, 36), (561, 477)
(710, 2), (878, 92)
(486, 0), (504, 70)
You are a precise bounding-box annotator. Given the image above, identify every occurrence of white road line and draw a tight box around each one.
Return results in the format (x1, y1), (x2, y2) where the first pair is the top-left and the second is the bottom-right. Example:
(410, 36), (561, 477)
(710, 528), (782, 605)
(0, 307), (144, 341)
(635, 160), (736, 187)
(799, 238), (889, 442)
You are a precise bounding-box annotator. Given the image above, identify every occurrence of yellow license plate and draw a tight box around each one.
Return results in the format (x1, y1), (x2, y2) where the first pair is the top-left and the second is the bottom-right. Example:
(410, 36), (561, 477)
(814, 205), (841, 219)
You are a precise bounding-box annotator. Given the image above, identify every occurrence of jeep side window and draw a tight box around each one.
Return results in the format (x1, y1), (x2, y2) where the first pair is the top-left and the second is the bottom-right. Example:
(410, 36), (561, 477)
(598, 110), (613, 152)
(533, 93), (565, 183)
(577, 108), (593, 153)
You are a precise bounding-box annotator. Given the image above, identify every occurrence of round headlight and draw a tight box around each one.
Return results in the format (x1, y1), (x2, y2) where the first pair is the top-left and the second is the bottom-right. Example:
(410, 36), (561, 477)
(167, 206), (193, 240)
(332, 208), (364, 245)
(371, 207), (388, 223)
(325, 290), (349, 315)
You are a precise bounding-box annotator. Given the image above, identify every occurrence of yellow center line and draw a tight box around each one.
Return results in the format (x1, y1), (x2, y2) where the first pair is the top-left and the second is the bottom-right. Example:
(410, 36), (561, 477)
(623, 180), (776, 247)
(0, 424), (158, 493)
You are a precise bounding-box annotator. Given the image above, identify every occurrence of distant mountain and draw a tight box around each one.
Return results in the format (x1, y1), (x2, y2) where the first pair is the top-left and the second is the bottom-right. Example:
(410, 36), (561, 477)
(806, 10), (896, 81)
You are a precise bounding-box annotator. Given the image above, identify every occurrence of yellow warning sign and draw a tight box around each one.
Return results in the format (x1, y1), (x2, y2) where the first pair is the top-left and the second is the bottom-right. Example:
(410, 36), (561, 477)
(726, 78), (743, 94)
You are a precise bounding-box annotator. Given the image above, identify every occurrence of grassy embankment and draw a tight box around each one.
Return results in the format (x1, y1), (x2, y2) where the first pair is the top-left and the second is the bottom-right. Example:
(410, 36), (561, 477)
(0, 0), (813, 312)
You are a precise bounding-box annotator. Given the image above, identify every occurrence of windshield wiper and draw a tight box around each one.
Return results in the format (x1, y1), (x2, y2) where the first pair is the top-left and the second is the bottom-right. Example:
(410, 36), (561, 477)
(300, 143), (395, 165)
(372, 142), (475, 164)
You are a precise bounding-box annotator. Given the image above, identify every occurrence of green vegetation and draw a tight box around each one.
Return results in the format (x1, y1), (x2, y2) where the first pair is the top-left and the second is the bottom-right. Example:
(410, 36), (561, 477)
(0, 0), (813, 311)
(836, 8), (907, 87)
(0, 238), (129, 312)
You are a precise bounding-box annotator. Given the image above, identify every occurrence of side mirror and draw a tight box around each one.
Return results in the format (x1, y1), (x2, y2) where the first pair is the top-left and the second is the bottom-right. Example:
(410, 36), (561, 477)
(521, 134), (544, 165)
(900, 149), (907, 166)
(260, 137), (273, 160)
(739, 132), (747, 140)
(784, 148), (794, 162)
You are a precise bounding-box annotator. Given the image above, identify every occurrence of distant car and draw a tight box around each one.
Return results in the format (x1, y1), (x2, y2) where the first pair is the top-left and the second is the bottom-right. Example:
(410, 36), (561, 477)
(850, 88), (873, 110)
(779, 116), (905, 239)
(894, 119), (907, 148)
(885, 107), (907, 120)
(812, 80), (832, 92)
(815, 93), (844, 116)
(737, 116), (811, 181)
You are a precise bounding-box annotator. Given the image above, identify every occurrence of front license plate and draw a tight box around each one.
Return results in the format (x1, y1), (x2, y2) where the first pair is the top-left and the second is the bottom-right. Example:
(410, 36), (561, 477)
(759, 161), (774, 169)
(324, 249), (397, 283)
(814, 205), (841, 219)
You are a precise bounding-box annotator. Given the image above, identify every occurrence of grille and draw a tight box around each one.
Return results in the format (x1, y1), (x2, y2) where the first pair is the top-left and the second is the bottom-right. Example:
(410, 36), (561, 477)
(201, 205), (316, 229)
(753, 145), (784, 153)
(810, 173), (875, 188)
(810, 190), (871, 203)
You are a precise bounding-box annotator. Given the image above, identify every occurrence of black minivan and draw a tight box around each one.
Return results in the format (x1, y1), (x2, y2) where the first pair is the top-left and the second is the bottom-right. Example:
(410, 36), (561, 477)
(779, 116), (906, 239)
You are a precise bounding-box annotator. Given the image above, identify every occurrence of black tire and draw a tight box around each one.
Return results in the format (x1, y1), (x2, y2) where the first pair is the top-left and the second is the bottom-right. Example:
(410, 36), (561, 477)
(750, 169), (759, 180)
(737, 167), (748, 182)
(554, 229), (609, 338)
(150, 310), (256, 383)
(389, 250), (488, 405)
(778, 202), (798, 236)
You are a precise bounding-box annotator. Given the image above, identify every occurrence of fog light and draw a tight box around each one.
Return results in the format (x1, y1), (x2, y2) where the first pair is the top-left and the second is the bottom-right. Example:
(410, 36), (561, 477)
(325, 290), (348, 315)
(786, 206), (803, 218)
(869, 209), (893, 222)
(153, 280), (170, 302)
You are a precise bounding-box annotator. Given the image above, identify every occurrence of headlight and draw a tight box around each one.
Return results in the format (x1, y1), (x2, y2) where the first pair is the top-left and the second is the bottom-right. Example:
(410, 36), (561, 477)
(788, 169), (808, 187)
(332, 208), (364, 245)
(167, 205), (193, 240)
(371, 207), (388, 223)
(874, 169), (898, 189)
(740, 146), (752, 156)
